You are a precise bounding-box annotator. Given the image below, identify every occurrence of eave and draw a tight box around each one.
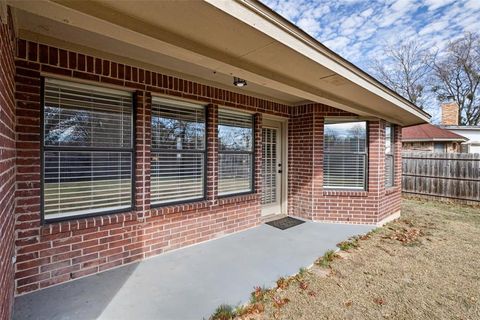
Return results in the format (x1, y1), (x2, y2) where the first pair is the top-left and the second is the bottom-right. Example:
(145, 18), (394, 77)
(9, 0), (430, 126)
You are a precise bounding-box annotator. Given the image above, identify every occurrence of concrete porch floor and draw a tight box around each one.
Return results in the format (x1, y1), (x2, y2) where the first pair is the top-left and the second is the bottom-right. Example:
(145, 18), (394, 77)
(14, 220), (373, 320)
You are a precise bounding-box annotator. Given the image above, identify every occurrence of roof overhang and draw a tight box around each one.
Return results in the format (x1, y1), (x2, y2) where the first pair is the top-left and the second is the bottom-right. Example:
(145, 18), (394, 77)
(9, 0), (430, 126)
(403, 138), (468, 142)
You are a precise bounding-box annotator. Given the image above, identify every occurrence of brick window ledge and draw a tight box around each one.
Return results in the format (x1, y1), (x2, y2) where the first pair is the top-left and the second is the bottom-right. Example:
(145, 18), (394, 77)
(150, 200), (211, 217)
(40, 192), (261, 237)
(40, 211), (139, 236)
(322, 190), (369, 197)
(218, 193), (259, 205)
(385, 186), (400, 195)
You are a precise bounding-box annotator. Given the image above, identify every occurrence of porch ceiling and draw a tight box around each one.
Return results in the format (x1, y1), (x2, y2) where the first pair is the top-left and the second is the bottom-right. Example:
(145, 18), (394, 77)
(9, 0), (430, 125)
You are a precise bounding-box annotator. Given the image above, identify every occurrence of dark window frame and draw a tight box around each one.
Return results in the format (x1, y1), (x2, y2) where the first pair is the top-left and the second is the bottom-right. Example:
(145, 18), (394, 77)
(40, 77), (136, 224)
(385, 123), (395, 188)
(218, 110), (255, 198)
(323, 119), (369, 191)
(150, 97), (208, 207)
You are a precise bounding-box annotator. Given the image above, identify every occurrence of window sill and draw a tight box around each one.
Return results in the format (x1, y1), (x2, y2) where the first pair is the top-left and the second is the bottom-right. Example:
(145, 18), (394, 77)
(40, 210), (138, 237)
(150, 199), (211, 217)
(322, 190), (369, 197)
(385, 186), (400, 195)
(217, 192), (259, 205)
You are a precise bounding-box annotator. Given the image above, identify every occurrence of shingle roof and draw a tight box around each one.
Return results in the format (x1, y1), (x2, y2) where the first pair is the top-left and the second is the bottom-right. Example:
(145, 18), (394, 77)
(402, 123), (468, 142)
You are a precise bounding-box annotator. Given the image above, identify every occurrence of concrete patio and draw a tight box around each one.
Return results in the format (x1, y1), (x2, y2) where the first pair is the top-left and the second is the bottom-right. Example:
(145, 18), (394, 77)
(13, 220), (373, 320)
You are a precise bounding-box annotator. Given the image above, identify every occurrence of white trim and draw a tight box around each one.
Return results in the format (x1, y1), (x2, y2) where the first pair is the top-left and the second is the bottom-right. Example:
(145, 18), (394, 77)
(261, 116), (288, 216)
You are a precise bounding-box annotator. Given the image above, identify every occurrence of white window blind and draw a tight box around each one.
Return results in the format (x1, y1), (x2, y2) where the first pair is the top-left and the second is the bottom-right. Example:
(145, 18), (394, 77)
(323, 120), (367, 190)
(261, 127), (277, 205)
(43, 79), (133, 221)
(385, 123), (394, 188)
(218, 111), (254, 196)
(151, 98), (205, 205)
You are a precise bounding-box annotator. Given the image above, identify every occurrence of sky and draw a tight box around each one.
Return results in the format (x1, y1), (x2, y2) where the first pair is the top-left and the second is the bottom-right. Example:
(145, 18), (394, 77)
(260, 0), (480, 118)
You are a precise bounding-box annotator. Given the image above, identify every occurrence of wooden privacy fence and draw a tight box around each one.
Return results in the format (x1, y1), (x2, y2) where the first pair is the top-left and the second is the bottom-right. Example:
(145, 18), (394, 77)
(402, 152), (480, 203)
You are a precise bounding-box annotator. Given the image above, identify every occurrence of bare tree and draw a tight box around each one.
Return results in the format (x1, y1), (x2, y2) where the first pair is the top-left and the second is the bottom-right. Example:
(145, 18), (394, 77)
(431, 33), (480, 125)
(372, 41), (431, 109)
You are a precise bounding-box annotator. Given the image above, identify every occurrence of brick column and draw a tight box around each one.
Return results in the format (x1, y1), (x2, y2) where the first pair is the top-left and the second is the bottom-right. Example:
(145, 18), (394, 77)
(135, 90), (151, 219)
(368, 120), (382, 199)
(206, 104), (218, 204)
(288, 105), (315, 220)
(312, 106), (324, 218)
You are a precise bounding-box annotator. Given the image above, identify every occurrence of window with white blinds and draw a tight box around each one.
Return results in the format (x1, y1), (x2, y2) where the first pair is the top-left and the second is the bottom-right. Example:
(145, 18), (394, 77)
(43, 78), (133, 221)
(151, 98), (206, 205)
(323, 120), (367, 190)
(218, 110), (254, 196)
(385, 123), (394, 188)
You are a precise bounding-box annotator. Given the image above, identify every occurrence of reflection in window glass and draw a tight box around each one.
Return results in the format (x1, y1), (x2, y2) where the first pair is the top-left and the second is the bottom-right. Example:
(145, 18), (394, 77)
(324, 120), (367, 189)
(42, 79), (133, 221)
(151, 99), (206, 205)
(218, 111), (254, 196)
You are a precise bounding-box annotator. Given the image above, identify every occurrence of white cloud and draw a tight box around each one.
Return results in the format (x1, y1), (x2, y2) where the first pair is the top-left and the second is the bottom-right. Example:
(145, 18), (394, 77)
(418, 20), (449, 35)
(424, 0), (456, 11)
(465, 0), (480, 10)
(323, 36), (351, 52)
(360, 8), (374, 18)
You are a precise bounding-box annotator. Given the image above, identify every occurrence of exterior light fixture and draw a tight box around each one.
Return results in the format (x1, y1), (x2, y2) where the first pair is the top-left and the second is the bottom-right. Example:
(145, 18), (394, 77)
(233, 77), (247, 87)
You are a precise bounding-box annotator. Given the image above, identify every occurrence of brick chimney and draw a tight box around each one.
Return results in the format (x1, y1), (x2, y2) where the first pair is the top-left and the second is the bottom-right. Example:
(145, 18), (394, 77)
(441, 102), (459, 126)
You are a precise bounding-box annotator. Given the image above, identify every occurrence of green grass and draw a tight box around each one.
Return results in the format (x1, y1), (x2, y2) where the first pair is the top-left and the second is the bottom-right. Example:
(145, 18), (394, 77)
(316, 249), (337, 267)
(337, 237), (360, 251)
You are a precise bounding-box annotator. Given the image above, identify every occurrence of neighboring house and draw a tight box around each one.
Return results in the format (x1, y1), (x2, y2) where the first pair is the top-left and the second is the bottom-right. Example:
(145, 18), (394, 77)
(0, 1), (429, 316)
(439, 102), (480, 154)
(402, 123), (468, 153)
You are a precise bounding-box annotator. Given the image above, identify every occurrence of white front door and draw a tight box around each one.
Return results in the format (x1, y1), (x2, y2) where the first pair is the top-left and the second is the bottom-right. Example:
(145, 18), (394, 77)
(261, 120), (283, 216)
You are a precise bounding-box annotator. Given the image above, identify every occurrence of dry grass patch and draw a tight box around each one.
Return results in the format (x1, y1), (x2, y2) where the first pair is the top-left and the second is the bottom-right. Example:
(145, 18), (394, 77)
(215, 199), (480, 320)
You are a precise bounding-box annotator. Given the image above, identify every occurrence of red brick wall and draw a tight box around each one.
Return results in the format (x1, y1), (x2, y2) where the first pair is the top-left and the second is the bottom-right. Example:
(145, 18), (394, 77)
(289, 106), (401, 224)
(288, 105), (314, 219)
(13, 38), (402, 295)
(13, 39), (288, 294)
(0, 9), (16, 319)
(379, 124), (402, 221)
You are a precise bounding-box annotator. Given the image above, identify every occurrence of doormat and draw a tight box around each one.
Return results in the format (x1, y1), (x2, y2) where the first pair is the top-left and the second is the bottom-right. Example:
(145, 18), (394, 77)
(266, 217), (305, 230)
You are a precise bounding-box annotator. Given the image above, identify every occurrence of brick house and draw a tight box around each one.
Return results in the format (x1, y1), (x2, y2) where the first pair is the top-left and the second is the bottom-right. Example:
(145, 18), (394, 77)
(0, 1), (429, 317)
(402, 123), (468, 153)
